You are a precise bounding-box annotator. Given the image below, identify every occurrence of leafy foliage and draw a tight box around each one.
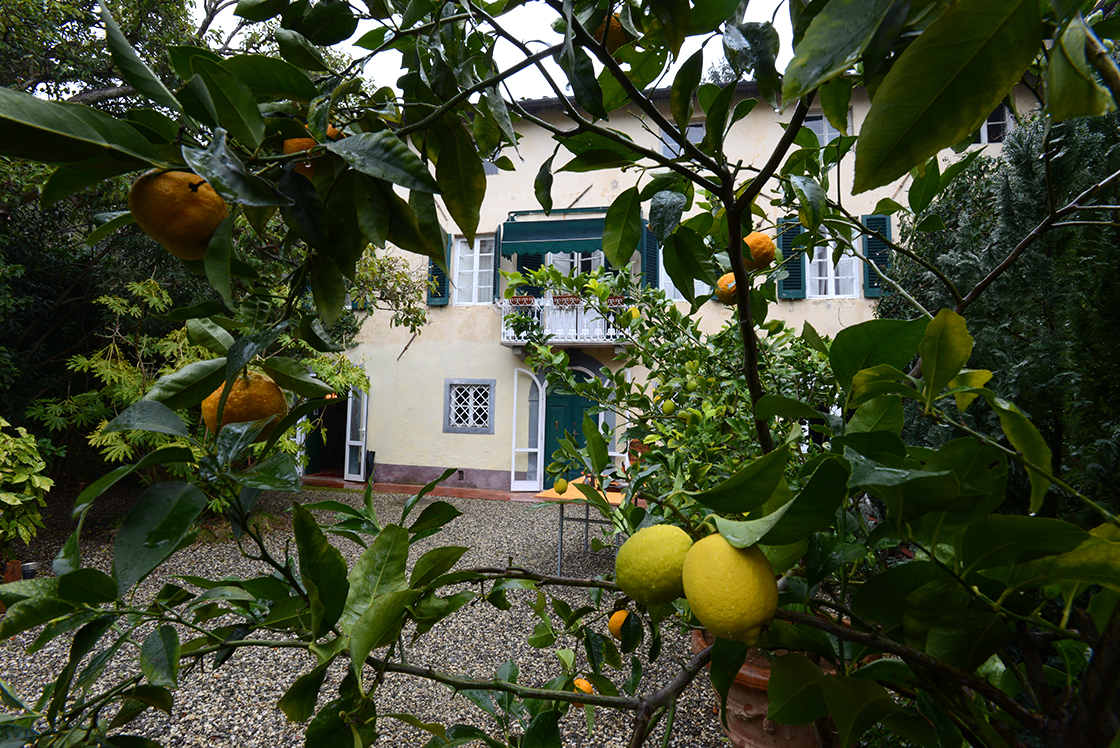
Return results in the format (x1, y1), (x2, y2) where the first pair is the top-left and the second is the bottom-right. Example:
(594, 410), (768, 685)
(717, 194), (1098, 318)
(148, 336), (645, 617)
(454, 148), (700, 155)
(0, 418), (51, 556)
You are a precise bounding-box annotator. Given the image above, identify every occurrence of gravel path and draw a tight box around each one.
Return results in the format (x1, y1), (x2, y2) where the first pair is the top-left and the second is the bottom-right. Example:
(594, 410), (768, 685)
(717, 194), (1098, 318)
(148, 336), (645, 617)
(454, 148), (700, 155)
(1, 488), (727, 747)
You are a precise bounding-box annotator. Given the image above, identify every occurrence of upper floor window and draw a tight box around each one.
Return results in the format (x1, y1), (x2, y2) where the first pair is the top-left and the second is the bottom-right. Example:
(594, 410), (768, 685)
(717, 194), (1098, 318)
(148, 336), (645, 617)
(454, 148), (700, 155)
(548, 250), (604, 276)
(975, 105), (1012, 144)
(807, 243), (858, 298)
(661, 122), (705, 157)
(454, 235), (495, 305)
(658, 251), (711, 301)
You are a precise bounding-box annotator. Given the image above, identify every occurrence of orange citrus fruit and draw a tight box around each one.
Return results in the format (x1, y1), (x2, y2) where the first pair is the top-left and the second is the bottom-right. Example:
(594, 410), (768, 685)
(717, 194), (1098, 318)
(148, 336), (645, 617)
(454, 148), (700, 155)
(201, 371), (288, 442)
(744, 232), (776, 272)
(608, 610), (629, 640)
(283, 126), (345, 181)
(593, 14), (627, 54)
(129, 170), (228, 261)
(715, 272), (737, 304)
(573, 677), (593, 707)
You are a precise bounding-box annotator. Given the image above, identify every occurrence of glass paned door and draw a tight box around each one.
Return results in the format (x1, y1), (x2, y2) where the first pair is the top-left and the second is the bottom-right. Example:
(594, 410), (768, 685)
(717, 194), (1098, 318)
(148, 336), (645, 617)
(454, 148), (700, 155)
(344, 389), (369, 482)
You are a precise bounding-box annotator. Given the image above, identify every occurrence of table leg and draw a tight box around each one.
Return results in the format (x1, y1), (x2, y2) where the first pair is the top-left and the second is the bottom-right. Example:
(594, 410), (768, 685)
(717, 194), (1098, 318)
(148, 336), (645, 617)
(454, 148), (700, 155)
(557, 504), (565, 575)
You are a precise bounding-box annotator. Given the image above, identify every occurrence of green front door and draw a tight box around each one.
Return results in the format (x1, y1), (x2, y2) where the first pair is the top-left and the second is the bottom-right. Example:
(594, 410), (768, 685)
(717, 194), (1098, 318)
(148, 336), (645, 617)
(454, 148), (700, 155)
(544, 379), (597, 487)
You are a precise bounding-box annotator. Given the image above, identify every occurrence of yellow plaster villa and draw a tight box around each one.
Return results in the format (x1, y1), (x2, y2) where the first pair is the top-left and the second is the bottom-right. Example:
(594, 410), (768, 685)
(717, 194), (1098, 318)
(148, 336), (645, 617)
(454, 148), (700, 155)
(314, 83), (1028, 491)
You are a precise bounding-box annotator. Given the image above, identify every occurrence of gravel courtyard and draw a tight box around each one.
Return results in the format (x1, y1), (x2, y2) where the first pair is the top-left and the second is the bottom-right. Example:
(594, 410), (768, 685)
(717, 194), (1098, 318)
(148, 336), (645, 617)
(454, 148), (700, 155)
(0, 488), (728, 747)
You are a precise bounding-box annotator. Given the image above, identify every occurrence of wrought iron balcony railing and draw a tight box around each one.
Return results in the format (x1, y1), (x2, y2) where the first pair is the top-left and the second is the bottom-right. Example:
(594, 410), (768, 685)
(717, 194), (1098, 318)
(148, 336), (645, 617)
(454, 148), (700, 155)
(499, 297), (628, 348)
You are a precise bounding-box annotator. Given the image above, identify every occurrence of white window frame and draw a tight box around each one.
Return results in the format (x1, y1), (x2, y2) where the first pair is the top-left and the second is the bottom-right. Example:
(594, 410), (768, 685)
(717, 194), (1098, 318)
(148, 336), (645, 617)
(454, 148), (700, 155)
(444, 379), (496, 434)
(658, 250), (711, 301)
(546, 250), (604, 292)
(804, 113), (842, 147)
(976, 105), (1013, 145)
(453, 235), (495, 306)
(661, 122), (705, 158)
(806, 235), (859, 299)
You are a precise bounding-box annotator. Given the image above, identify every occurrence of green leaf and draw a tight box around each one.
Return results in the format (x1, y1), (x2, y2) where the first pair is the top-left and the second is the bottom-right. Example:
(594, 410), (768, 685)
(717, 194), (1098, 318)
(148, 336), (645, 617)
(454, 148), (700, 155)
(962, 516), (1088, 574)
(86, 211), (135, 246)
(782, 0), (895, 103)
(649, 0), (689, 56)
(559, 149), (637, 172)
(853, 0), (1043, 193)
(104, 401), (191, 438)
(204, 215), (235, 310)
(908, 157), (941, 215)
(0, 87), (160, 167)
(411, 546), (469, 588)
(760, 457), (850, 545)
(602, 187), (642, 268)
(275, 28), (331, 72)
(661, 228), (718, 301)
(650, 190), (686, 242)
(143, 358), (226, 410)
(261, 357), (334, 398)
(235, 0), (288, 22)
(58, 568), (119, 604)
(670, 50), (703, 130)
(292, 502), (350, 638)
(534, 155), (554, 214)
(186, 318), (234, 354)
(790, 176), (826, 229)
(182, 130), (291, 207)
(754, 394), (825, 422)
(1006, 532), (1120, 593)
(329, 132), (439, 193)
(278, 171), (328, 249)
(278, 659), (331, 722)
(309, 253), (346, 327)
(409, 501), (462, 535)
(437, 125), (486, 244)
(70, 447), (195, 524)
(822, 675), (900, 745)
(1047, 16), (1117, 123)
(113, 482), (207, 593)
(0, 595), (74, 639)
(191, 58), (266, 150)
(222, 55), (317, 104)
(831, 317), (929, 393)
(919, 309), (973, 407)
(767, 653), (828, 724)
(847, 396), (904, 435)
(349, 589), (418, 685)
(233, 452), (300, 491)
(555, 46), (608, 120)
(99, 5), (182, 113)
(845, 450), (961, 531)
(981, 391), (1053, 514)
(688, 445), (789, 513)
(707, 636), (748, 722)
(342, 524), (409, 631)
(140, 626), (180, 688)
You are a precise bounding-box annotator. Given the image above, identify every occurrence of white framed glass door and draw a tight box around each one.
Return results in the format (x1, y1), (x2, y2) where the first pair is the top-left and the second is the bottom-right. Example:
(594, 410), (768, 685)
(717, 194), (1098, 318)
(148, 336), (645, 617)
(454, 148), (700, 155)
(511, 369), (545, 491)
(344, 389), (369, 482)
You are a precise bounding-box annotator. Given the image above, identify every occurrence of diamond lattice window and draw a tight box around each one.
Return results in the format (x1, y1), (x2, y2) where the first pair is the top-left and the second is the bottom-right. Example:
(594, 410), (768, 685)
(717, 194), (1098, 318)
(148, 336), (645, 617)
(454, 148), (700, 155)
(444, 379), (495, 434)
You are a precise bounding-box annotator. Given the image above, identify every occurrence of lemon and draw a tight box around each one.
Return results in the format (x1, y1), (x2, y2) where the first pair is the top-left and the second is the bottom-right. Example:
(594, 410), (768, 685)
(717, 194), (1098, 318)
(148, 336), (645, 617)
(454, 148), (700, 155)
(743, 232), (776, 272)
(715, 272), (736, 304)
(614, 524), (692, 606)
(201, 371), (288, 442)
(554, 478), (569, 495)
(661, 400), (677, 416)
(129, 170), (228, 261)
(682, 534), (778, 644)
(608, 609), (628, 640)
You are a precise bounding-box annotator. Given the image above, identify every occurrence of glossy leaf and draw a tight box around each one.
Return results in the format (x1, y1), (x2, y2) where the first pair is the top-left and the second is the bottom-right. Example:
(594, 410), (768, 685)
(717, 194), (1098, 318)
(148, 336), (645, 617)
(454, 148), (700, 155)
(602, 187), (642, 268)
(100, 5), (182, 113)
(853, 0), (1043, 192)
(754, 394), (825, 422)
(58, 568), (118, 604)
(961, 516), (1088, 574)
(767, 653), (828, 725)
(279, 171), (328, 250)
(234, 0), (288, 22)
(556, 46), (608, 121)
(688, 445), (789, 513)
(822, 675), (899, 746)
(782, 0), (894, 103)
(919, 309), (972, 407)
(70, 447), (195, 525)
(329, 131), (439, 193)
(760, 457), (850, 545)
(650, 190), (686, 242)
(662, 228), (717, 303)
(903, 578), (1013, 671)
(275, 28), (331, 71)
(222, 54), (317, 103)
(0, 595), (75, 639)
(233, 452), (300, 491)
(1047, 16), (1116, 123)
(534, 155), (554, 214)
(182, 130), (291, 207)
(522, 710), (563, 748)
(113, 482), (207, 593)
(349, 589), (418, 685)
(845, 449), (961, 531)
(437, 125), (486, 244)
(292, 503), (350, 638)
(790, 176), (826, 229)
(846, 396), (904, 435)
(947, 368), (992, 411)
(411, 546), (468, 588)
(982, 391), (1053, 514)
(908, 157), (941, 215)
(86, 211), (134, 246)
(104, 401), (191, 438)
(140, 626), (180, 688)
(1006, 532), (1120, 593)
(670, 51), (703, 130)
(204, 215), (235, 311)
(342, 524), (409, 631)
(191, 58), (266, 150)
(278, 659), (331, 722)
(831, 317), (929, 393)
(186, 318), (234, 354)
(261, 356), (334, 398)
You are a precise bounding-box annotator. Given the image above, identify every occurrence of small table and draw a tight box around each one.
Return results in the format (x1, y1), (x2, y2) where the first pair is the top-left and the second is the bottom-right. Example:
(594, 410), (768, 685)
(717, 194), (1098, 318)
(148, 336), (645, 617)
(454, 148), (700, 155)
(535, 476), (626, 574)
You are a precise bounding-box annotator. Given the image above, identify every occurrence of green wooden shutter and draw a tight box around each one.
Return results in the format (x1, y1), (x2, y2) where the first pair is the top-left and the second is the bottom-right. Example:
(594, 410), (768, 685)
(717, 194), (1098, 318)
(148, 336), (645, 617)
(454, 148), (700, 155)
(862, 214), (891, 298)
(517, 253), (544, 297)
(641, 223), (660, 288)
(776, 218), (806, 299)
(427, 238), (451, 306)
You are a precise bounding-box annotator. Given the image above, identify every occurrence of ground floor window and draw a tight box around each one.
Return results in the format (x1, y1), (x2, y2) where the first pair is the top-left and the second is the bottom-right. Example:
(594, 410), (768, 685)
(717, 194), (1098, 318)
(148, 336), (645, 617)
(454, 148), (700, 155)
(444, 379), (496, 434)
(807, 244), (858, 298)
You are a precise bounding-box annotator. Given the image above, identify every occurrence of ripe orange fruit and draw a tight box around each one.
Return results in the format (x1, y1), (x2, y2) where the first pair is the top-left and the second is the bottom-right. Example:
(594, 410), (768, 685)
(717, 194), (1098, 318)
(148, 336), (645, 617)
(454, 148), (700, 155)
(715, 272), (737, 304)
(744, 232), (776, 272)
(593, 14), (628, 54)
(608, 610), (628, 640)
(573, 677), (593, 707)
(129, 170), (228, 261)
(283, 126), (345, 181)
(201, 371), (288, 442)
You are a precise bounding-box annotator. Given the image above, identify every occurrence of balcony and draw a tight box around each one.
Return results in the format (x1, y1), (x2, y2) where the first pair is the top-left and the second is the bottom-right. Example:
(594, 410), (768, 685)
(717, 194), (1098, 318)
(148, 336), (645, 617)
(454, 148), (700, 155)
(499, 297), (628, 350)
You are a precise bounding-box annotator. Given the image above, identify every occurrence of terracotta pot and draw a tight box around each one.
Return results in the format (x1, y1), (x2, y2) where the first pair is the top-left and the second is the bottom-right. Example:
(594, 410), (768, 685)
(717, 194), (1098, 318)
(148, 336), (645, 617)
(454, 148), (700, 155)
(552, 294), (581, 307)
(691, 630), (827, 748)
(628, 438), (650, 464)
(508, 295), (536, 307)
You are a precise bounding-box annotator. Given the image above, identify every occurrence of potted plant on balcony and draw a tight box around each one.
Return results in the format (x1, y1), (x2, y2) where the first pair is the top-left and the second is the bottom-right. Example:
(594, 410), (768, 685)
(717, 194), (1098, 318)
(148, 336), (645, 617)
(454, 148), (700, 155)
(0, 418), (51, 595)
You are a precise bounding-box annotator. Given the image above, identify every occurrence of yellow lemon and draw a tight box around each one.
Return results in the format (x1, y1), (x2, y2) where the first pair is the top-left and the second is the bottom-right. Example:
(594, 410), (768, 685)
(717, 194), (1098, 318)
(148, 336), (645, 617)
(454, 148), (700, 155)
(554, 478), (569, 495)
(614, 524), (692, 606)
(129, 170), (228, 261)
(682, 534), (778, 644)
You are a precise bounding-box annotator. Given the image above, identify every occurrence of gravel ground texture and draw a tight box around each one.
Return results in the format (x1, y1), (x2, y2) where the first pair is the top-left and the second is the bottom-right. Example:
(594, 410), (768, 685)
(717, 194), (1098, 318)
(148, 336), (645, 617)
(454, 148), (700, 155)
(1, 487), (729, 748)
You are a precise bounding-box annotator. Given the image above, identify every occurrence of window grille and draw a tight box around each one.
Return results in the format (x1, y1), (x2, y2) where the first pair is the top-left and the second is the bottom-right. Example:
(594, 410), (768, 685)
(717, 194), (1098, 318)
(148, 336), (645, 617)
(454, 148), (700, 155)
(444, 379), (496, 434)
